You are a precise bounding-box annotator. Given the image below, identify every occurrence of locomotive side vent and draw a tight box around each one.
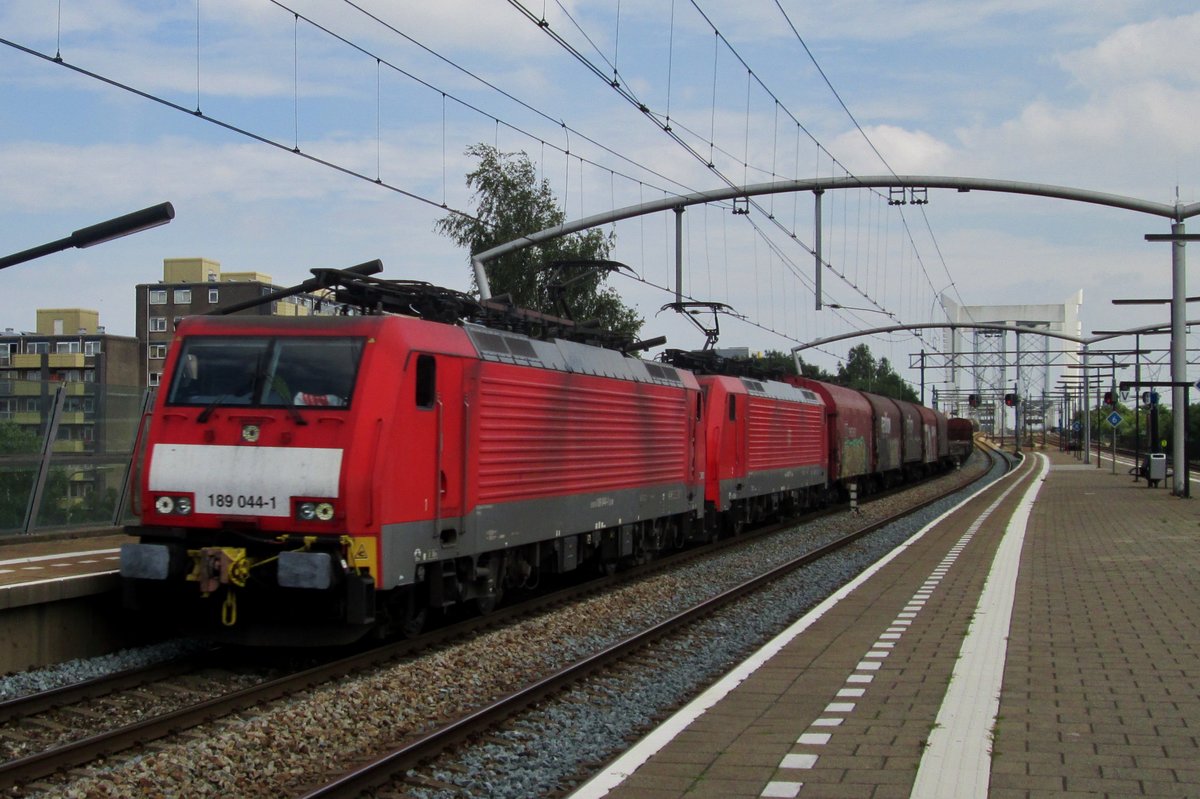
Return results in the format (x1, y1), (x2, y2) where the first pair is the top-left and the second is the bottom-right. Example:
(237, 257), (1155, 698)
(473, 331), (510, 354)
(505, 338), (538, 358)
(469, 329), (543, 364)
(645, 363), (683, 385)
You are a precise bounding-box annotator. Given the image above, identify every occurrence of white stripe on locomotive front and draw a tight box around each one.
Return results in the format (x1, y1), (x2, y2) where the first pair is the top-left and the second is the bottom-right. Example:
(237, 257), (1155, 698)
(148, 444), (343, 517)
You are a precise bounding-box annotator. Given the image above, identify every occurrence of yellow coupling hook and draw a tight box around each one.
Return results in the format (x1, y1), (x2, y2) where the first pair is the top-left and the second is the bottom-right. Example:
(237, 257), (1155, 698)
(221, 590), (238, 627)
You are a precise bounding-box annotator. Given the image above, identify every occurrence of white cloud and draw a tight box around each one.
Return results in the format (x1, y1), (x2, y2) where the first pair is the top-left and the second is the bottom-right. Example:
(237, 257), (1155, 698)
(1057, 11), (1200, 89)
(828, 125), (955, 175)
(942, 14), (1200, 198)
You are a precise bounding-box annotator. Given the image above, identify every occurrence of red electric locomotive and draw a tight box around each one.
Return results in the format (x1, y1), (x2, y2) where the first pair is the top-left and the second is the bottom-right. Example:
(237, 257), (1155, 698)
(697, 375), (827, 533)
(120, 269), (953, 644)
(121, 276), (711, 643)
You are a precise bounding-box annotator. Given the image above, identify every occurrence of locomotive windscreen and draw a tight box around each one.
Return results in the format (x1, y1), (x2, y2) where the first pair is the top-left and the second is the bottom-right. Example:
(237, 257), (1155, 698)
(166, 336), (365, 409)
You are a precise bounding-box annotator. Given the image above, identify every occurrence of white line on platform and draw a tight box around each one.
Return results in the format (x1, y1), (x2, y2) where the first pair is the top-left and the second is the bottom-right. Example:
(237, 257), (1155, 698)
(566, 458), (1027, 799)
(908, 453), (1049, 799)
(0, 548), (120, 568)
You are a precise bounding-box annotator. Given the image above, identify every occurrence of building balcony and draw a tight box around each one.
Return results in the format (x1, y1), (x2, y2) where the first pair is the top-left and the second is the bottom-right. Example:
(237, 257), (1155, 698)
(7, 353), (86, 369)
(11, 354), (43, 369)
(49, 353), (86, 368)
(12, 411), (44, 425)
(52, 439), (88, 454)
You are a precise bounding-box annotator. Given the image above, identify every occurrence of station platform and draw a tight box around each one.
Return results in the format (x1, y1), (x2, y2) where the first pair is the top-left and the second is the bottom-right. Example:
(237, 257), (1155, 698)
(0, 529), (124, 606)
(0, 530), (126, 672)
(573, 446), (1199, 798)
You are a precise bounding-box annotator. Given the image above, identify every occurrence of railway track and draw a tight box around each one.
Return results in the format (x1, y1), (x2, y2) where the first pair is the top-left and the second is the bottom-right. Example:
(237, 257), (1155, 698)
(297, 444), (1005, 799)
(0, 449), (998, 797)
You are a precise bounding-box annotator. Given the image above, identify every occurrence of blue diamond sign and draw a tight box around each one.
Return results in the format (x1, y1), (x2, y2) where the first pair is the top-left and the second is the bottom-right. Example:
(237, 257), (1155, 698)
(1107, 411), (1123, 428)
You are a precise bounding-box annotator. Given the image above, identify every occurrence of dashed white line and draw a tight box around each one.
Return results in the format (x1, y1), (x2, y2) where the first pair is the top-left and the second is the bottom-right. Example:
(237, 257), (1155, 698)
(780, 753), (818, 769)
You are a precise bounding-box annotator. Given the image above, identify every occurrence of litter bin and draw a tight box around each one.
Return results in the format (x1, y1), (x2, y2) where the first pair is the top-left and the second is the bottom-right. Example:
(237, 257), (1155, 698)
(1146, 453), (1167, 487)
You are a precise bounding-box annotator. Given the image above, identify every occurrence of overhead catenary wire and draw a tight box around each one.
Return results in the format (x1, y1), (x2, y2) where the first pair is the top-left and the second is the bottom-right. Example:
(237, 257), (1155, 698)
(0, 34), (478, 221)
(507, 0), (936, 342)
(6, 1), (748, 239)
(17, 0), (941, 369)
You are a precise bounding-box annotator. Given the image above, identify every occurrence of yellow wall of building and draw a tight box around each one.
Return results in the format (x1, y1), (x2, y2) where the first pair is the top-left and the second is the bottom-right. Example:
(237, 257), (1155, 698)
(222, 271), (274, 284)
(36, 308), (99, 335)
(163, 257), (222, 283)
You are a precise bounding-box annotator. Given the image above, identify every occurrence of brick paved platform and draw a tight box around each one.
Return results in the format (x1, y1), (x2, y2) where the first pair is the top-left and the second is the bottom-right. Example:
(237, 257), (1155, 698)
(572, 445), (1199, 799)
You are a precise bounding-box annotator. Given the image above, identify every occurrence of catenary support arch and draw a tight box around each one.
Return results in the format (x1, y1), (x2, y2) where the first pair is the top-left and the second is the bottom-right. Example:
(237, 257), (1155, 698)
(472, 175), (1196, 497)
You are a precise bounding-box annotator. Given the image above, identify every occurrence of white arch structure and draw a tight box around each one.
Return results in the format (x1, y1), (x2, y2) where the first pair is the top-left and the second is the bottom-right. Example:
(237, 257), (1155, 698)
(472, 176), (1197, 495)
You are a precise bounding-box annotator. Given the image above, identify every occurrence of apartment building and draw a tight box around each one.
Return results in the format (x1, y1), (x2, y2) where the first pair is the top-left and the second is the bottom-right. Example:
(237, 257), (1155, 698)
(0, 308), (140, 451)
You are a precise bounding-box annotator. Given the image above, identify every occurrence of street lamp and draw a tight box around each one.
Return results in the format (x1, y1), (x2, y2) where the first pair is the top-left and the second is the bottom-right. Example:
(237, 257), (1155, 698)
(0, 202), (175, 271)
(826, 303), (895, 317)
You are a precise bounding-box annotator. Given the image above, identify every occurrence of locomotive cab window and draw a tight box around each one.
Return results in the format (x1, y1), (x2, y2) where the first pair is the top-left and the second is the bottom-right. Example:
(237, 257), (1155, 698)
(728, 395), (737, 421)
(167, 336), (364, 410)
(414, 354), (436, 409)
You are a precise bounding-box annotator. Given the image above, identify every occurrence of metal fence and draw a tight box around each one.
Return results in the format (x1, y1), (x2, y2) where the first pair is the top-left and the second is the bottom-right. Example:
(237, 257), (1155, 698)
(0, 381), (149, 536)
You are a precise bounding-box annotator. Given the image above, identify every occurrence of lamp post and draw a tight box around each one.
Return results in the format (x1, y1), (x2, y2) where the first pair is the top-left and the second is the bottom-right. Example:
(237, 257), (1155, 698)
(0, 202), (175, 271)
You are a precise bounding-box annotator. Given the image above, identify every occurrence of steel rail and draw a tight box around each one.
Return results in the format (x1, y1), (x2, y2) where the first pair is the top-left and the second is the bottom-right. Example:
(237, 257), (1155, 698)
(0, 655), (214, 725)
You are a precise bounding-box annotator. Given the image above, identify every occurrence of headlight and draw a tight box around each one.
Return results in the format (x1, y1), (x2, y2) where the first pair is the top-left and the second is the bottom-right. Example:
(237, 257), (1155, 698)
(154, 495), (193, 515)
(295, 500), (336, 522)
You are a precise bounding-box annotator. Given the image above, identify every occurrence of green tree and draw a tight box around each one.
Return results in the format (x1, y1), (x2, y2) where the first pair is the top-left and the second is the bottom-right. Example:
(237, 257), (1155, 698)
(834, 344), (918, 401)
(436, 144), (641, 340)
(745, 351), (838, 382)
(0, 421), (87, 530)
(747, 350), (799, 377)
(0, 422), (40, 530)
(0, 420), (40, 455)
(797, 357), (837, 382)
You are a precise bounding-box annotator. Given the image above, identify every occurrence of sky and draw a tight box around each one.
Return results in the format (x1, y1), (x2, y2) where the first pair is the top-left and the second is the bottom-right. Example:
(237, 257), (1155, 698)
(1, 0), (1197, 398)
